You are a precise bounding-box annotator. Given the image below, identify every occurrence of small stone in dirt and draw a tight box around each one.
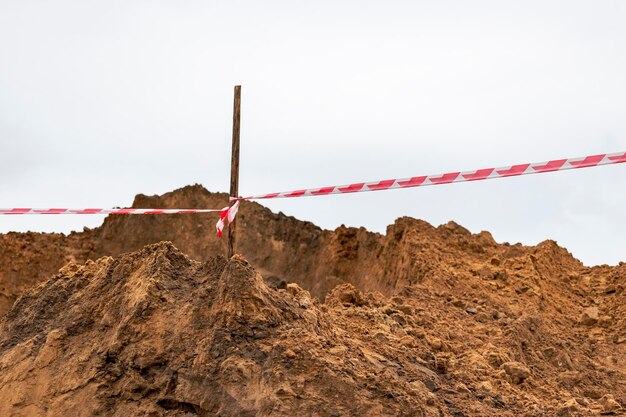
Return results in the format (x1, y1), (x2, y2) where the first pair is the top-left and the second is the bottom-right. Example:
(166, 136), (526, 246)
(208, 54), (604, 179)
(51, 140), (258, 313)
(466, 307), (476, 315)
(492, 310), (505, 320)
(399, 335), (415, 347)
(476, 380), (493, 393)
(286, 283), (302, 296)
(578, 306), (599, 326)
(451, 299), (465, 308)
(427, 336), (444, 352)
(599, 394), (622, 413)
(455, 382), (470, 393)
(284, 349), (297, 359)
(502, 361), (531, 384)
(394, 304), (413, 315)
(556, 399), (581, 416)
(474, 312), (490, 323)
(326, 283), (368, 307)
(422, 379), (440, 392)
(329, 345), (348, 355)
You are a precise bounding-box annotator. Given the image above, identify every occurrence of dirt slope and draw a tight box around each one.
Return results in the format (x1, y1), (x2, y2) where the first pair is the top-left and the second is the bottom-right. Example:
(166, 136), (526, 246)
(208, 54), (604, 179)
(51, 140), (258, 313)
(0, 185), (331, 314)
(0, 185), (624, 415)
(1, 242), (624, 416)
(0, 184), (616, 312)
(0, 244), (436, 416)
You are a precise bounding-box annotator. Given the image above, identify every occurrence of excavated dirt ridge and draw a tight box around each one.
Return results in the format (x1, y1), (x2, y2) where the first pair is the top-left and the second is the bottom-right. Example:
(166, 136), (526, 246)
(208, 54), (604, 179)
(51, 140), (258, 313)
(0, 185), (624, 416)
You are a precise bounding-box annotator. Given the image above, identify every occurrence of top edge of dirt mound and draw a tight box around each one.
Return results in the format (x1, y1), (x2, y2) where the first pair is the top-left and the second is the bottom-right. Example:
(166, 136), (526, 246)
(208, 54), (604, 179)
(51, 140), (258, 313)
(131, 184), (229, 209)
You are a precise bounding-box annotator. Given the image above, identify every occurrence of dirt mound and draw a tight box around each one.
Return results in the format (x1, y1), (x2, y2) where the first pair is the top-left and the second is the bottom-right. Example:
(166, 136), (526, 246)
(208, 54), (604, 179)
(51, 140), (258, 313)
(0, 232), (78, 316)
(0, 185), (625, 415)
(0, 185), (328, 316)
(0, 185), (595, 314)
(0, 243), (429, 416)
(1, 243), (624, 416)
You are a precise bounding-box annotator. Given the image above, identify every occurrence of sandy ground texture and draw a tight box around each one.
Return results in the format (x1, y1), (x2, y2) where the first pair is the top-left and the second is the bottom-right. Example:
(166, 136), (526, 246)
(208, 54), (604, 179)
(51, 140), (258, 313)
(0, 185), (624, 415)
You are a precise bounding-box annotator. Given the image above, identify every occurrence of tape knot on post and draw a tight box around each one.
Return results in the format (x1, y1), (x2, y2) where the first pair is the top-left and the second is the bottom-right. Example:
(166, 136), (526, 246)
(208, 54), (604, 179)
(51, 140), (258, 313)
(215, 200), (240, 238)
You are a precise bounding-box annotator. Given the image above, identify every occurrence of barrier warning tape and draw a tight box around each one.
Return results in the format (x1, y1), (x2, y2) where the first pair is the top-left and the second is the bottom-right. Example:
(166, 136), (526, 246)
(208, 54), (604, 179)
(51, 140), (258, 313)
(3, 151), (624, 235)
(0, 208), (228, 215)
(215, 201), (239, 237)
(0, 206), (238, 238)
(234, 151), (626, 201)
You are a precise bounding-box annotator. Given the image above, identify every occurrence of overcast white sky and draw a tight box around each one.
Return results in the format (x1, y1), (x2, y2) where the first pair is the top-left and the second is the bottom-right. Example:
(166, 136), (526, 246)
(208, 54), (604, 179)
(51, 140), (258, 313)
(1, 1), (625, 266)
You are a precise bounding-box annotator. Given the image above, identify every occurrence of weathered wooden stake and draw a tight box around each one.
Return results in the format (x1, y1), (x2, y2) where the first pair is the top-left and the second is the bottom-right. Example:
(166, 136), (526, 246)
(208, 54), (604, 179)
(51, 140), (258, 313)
(228, 85), (241, 258)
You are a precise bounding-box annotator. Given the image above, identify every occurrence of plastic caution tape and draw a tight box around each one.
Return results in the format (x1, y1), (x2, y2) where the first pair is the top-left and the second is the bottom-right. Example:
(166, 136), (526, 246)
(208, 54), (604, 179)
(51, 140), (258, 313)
(0, 206), (237, 237)
(234, 151), (626, 201)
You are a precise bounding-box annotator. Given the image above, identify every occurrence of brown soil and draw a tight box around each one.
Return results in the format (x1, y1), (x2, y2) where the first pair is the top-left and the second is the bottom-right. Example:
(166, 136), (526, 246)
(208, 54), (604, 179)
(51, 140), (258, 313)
(0, 185), (624, 416)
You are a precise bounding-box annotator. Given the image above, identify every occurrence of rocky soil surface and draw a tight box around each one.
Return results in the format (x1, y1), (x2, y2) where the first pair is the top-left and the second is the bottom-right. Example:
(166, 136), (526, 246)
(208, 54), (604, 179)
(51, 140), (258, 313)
(0, 185), (624, 416)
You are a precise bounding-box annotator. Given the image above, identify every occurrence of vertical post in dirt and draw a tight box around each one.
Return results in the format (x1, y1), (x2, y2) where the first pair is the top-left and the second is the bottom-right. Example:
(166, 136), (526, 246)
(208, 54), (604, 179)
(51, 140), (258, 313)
(228, 85), (241, 258)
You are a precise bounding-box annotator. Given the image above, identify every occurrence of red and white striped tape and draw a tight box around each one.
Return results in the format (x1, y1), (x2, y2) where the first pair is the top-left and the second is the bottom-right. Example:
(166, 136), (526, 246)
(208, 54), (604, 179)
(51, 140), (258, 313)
(234, 151), (626, 201)
(0, 205), (239, 238)
(3, 151), (625, 236)
(0, 208), (228, 215)
(215, 201), (239, 237)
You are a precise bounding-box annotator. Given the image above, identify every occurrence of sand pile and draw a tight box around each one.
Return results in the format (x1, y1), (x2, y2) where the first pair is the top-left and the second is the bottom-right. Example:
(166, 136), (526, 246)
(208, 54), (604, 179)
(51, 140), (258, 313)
(0, 185), (624, 415)
(0, 245), (624, 416)
(0, 243), (435, 416)
(0, 185), (617, 309)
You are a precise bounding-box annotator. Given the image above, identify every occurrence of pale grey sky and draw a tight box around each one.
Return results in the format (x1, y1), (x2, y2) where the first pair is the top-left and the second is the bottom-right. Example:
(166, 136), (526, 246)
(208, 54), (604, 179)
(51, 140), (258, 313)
(1, 1), (625, 265)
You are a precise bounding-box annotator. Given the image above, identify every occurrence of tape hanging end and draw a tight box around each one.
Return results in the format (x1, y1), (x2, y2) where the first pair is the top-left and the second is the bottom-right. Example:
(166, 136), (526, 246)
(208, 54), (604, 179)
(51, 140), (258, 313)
(227, 201), (240, 224)
(215, 202), (239, 238)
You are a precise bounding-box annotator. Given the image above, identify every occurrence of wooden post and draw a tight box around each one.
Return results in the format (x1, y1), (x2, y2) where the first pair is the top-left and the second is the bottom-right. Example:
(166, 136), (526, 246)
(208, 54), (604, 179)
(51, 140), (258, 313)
(228, 85), (241, 258)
